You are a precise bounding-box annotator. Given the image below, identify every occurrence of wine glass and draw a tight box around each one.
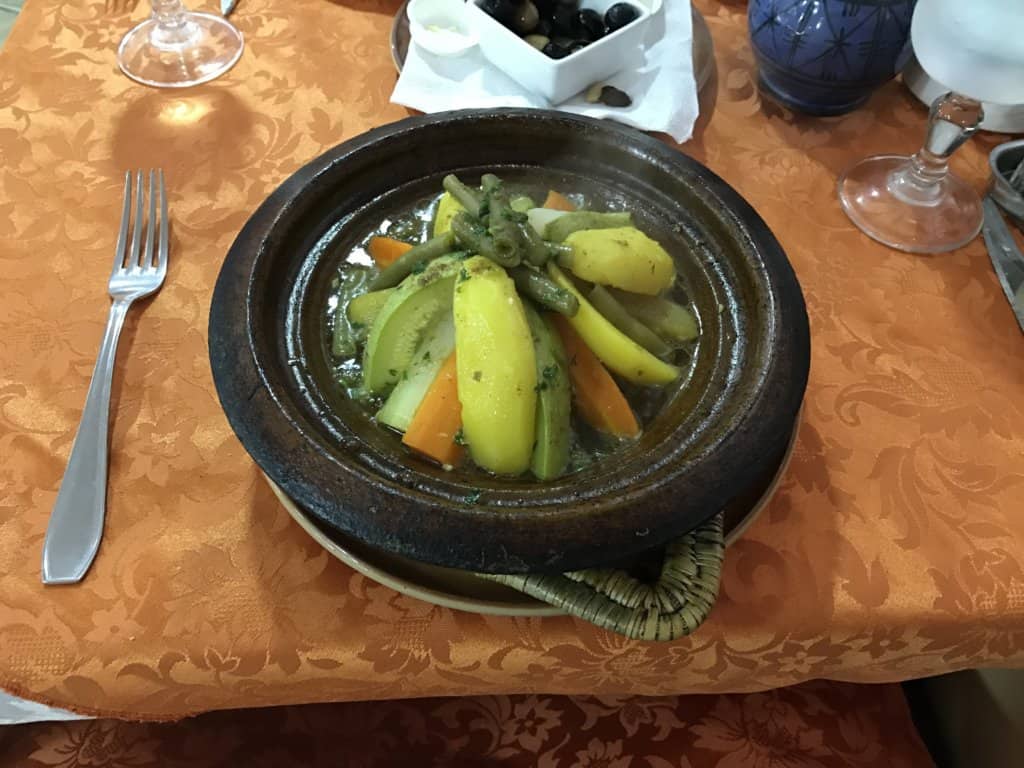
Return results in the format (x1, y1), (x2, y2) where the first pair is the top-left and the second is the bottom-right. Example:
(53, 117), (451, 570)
(117, 0), (244, 88)
(837, 0), (1024, 253)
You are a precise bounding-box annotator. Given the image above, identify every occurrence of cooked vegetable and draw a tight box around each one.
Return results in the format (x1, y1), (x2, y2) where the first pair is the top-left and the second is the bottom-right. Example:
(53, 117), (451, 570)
(519, 220), (554, 265)
(450, 213), (519, 267)
(483, 187), (527, 265)
(510, 265), (578, 316)
(543, 190), (575, 211)
(480, 173), (502, 193)
(510, 194), (537, 213)
(553, 316), (640, 438)
(443, 174), (483, 217)
(367, 236), (413, 268)
(609, 289), (700, 343)
(363, 255), (462, 393)
(433, 192), (465, 237)
(377, 318), (455, 432)
(332, 265), (375, 357)
(547, 264), (679, 384)
(370, 232), (456, 290)
(453, 256), (537, 474)
(524, 306), (571, 479)
(402, 352), (464, 467)
(526, 207), (568, 237)
(328, 173), (699, 480)
(559, 226), (675, 295)
(544, 211), (633, 242)
(346, 288), (393, 329)
(588, 285), (670, 357)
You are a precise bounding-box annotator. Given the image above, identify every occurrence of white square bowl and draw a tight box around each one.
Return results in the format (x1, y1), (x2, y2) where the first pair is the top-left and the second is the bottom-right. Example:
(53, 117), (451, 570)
(465, 0), (658, 104)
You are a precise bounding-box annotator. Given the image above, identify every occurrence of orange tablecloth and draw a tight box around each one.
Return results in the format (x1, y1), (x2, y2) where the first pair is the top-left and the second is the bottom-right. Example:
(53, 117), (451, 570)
(1, 682), (935, 767)
(1, 0), (1022, 720)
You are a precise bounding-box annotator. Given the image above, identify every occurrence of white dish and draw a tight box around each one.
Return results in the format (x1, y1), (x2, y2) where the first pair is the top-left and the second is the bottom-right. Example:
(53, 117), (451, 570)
(466, 0), (661, 104)
(408, 0), (479, 58)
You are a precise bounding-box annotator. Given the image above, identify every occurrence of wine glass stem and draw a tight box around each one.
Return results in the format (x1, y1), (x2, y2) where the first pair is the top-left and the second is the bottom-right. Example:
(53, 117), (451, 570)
(150, 0), (195, 46)
(888, 92), (984, 206)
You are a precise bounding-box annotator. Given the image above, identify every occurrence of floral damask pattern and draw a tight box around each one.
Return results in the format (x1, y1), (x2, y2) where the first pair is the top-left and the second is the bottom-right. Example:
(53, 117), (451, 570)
(0, 0), (1022, 719)
(0, 682), (933, 768)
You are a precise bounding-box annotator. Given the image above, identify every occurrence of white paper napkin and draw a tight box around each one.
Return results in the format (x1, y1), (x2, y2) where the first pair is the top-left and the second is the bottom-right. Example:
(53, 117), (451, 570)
(391, 0), (699, 143)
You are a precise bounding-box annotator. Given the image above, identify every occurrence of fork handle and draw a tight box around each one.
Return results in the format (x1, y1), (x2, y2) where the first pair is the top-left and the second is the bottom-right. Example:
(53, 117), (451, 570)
(42, 299), (131, 584)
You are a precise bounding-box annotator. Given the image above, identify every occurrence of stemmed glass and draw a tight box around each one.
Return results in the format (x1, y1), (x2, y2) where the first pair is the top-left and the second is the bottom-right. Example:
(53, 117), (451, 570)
(837, 0), (1024, 253)
(117, 0), (244, 88)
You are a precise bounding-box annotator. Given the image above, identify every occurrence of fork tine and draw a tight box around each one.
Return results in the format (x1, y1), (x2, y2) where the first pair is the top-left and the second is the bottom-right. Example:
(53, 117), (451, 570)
(157, 169), (169, 275)
(127, 170), (145, 270)
(144, 170), (156, 269)
(111, 172), (132, 274)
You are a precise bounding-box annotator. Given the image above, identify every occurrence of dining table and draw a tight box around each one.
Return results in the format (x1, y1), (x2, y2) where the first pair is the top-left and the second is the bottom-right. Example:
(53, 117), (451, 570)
(1, 0), (1023, 722)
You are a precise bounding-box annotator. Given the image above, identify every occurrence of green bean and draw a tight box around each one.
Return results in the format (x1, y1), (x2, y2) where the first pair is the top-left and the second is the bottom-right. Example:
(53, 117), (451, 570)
(518, 221), (553, 266)
(609, 288), (699, 343)
(450, 213), (520, 267)
(544, 211), (633, 242)
(442, 174), (483, 218)
(331, 267), (375, 357)
(481, 173), (502, 193)
(510, 194), (536, 213)
(510, 266), (579, 316)
(588, 285), (671, 357)
(369, 232), (455, 290)
(485, 192), (527, 263)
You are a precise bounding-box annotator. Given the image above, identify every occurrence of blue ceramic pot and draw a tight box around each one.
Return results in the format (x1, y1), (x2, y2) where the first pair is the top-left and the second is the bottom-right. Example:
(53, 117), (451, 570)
(749, 0), (916, 116)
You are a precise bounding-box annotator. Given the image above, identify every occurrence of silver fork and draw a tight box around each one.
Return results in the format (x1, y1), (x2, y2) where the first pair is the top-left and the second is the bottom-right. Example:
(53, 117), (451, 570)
(41, 170), (169, 585)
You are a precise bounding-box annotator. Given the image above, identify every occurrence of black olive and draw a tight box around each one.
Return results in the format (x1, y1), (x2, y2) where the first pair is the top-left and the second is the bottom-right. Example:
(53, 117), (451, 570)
(573, 8), (604, 41)
(542, 40), (571, 59)
(477, 0), (525, 29)
(604, 2), (640, 32)
(511, 0), (540, 34)
(534, 18), (553, 37)
(551, 36), (575, 48)
(551, 4), (575, 35)
(599, 85), (632, 107)
(533, 0), (557, 18)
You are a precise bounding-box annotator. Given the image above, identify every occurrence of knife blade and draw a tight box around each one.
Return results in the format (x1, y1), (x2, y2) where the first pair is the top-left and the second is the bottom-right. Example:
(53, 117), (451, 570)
(221, 0), (238, 16)
(981, 196), (1024, 334)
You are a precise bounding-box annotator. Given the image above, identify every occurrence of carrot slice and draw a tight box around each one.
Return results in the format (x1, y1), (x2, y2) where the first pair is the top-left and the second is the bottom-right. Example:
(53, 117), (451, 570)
(552, 315), (640, 438)
(368, 236), (414, 268)
(543, 190), (576, 212)
(402, 353), (465, 466)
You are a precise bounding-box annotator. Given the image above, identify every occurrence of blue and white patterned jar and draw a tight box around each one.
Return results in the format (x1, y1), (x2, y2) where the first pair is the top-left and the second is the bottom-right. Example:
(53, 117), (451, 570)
(748, 0), (917, 116)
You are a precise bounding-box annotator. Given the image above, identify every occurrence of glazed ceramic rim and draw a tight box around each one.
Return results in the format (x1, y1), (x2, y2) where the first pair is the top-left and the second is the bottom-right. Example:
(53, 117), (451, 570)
(209, 109), (810, 574)
(266, 402), (802, 616)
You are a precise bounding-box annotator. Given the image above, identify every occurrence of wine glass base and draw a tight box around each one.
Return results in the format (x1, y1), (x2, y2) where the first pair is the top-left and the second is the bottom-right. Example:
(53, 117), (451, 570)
(838, 154), (982, 254)
(117, 12), (244, 89)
